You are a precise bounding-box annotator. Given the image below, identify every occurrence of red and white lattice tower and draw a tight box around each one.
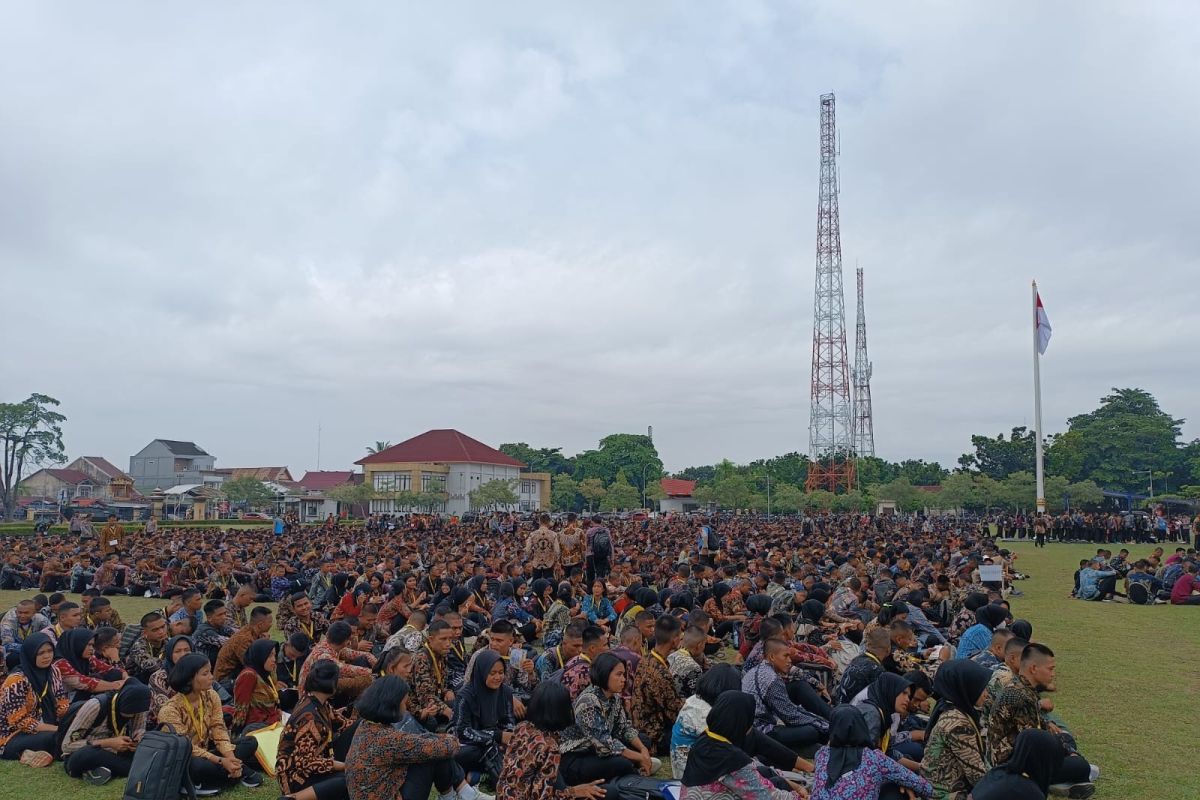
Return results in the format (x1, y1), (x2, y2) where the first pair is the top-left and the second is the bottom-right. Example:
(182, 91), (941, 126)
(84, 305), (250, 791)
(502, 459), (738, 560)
(805, 93), (856, 493)
(852, 266), (875, 458)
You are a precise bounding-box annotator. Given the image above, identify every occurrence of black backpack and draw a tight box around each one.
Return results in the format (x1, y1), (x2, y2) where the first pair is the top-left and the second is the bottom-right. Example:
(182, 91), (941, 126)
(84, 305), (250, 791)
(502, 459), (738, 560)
(592, 528), (612, 558)
(611, 775), (679, 800)
(1127, 581), (1152, 605)
(124, 724), (196, 800)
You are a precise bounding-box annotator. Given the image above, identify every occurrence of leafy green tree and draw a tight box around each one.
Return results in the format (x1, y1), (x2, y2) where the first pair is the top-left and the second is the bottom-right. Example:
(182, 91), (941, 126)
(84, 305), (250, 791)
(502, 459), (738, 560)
(1046, 430), (1086, 482)
(499, 443), (576, 475)
(745, 452), (811, 487)
(413, 491), (447, 512)
(855, 456), (898, 487)
(675, 464), (716, 484)
(868, 478), (923, 512)
(574, 434), (662, 492)
(1, 394), (67, 520)
(468, 479), (518, 511)
(803, 490), (836, 511)
(326, 482), (376, 516)
(1064, 479), (1104, 510)
(896, 459), (948, 485)
(832, 489), (870, 513)
(1062, 388), (1185, 492)
(772, 484), (805, 513)
(600, 472), (640, 511)
(958, 427), (1036, 479)
(578, 478), (606, 511)
(366, 441), (393, 454)
(223, 477), (276, 506)
(551, 474), (581, 511)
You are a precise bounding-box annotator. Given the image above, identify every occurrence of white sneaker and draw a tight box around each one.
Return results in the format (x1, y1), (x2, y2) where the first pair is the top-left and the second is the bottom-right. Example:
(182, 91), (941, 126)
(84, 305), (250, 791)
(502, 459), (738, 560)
(1089, 764), (1100, 782)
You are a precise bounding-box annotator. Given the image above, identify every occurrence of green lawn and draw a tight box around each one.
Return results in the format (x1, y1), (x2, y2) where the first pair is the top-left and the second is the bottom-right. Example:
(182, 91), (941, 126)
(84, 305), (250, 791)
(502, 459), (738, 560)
(1, 543), (1194, 799)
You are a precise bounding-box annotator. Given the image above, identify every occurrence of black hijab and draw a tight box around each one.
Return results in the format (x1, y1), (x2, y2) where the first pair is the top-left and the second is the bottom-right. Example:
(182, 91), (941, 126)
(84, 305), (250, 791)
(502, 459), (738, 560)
(800, 599), (826, 626)
(162, 635), (193, 672)
(865, 672), (911, 716)
(975, 604), (1008, 630)
(18, 632), (58, 723)
(459, 649), (511, 731)
(926, 659), (991, 734)
(964, 592), (989, 613)
(824, 705), (871, 788)
(56, 627), (95, 677)
(99, 680), (152, 735)
(680, 691), (755, 787)
(244, 639), (278, 681)
(1004, 729), (1065, 794)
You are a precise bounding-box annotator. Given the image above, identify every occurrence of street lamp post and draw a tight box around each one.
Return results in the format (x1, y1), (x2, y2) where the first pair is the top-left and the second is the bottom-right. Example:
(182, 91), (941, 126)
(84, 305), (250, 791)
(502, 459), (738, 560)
(641, 463), (652, 510)
(1139, 469), (1154, 500)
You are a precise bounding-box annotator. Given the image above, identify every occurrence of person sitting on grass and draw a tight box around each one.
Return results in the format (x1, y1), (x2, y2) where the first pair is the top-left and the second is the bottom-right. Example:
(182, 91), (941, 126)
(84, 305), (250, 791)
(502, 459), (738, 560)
(745, 639), (830, 753)
(1074, 558), (1121, 602)
(632, 614), (684, 756)
(496, 681), (606, 800)
(52, 628), (127, 700)
(919, 660), (991, 800)
(60, 680), (151, 786)
(345, 676), (466, 800)
(452, 649), (515, 784)
(679, 691), (806, 800)
(149, 635), (192, 726)
(559, 652), (658, 786)
(810, 705), (931, 800)
(158, 652), (264, 794)
(969, 628), (1013, 672)
(971, 728), (1065, 800)
(232, 639), (283, 734)
(0, 632), (68, 768)
(1168, 561), (1200, 605)
(276, 660), (354, 800)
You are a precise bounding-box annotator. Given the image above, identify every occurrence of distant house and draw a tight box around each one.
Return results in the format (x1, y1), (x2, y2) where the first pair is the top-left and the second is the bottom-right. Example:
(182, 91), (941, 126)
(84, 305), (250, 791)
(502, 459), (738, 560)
(66, 456), (138, 501)
(659, 478), (699, 513)
(356, 429), (550, 516)
(129, 440), (216, 492)
(20, 468), (99, 502)
(211, 467), (295, 483)
(290, 471), (360, 522)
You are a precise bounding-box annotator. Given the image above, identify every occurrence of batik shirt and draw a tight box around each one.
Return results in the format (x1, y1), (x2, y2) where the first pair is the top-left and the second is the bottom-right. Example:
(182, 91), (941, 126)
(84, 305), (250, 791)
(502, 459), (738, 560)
(679, 763), (795, 800)
(668, 649), (705, 699)
(920, 708), (989, 800)
(345, 720), (458, 800)
(632, 650), (682, 747)
(412, 646), (452, 718)
(559, 685), (640, 756)
(497, 723), (571, 800)
(985, 674), (1043, 765)
(981, 665), (1018, 728)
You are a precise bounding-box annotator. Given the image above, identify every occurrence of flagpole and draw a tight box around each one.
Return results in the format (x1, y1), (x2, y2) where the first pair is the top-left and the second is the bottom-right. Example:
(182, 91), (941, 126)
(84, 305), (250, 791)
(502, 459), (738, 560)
(1032, 280), (1046, 515)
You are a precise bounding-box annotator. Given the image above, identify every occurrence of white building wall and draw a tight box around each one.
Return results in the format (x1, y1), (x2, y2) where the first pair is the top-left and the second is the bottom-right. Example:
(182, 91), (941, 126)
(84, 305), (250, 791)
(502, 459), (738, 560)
(446, 463), (521, 515)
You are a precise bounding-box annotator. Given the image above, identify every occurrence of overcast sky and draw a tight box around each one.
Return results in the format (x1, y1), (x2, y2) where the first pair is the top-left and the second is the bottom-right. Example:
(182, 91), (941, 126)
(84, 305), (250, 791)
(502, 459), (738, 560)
(2, 2), (1197, 476)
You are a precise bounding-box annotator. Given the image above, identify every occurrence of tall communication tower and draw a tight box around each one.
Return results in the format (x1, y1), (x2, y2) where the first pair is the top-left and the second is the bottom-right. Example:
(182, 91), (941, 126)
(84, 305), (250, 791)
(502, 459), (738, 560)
(806, 93), (856, 493)
(852, 266), (875, 458)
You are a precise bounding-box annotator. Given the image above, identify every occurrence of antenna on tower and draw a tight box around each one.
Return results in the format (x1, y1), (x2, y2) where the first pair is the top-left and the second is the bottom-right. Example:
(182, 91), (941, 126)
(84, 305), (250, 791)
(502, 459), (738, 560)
(806, 93), (856, 493)
(852, 266), (876, 461)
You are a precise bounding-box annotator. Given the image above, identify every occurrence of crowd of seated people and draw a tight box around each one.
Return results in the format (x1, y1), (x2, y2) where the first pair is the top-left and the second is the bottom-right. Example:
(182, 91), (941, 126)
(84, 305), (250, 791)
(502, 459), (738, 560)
(0, 509), (1128, 799)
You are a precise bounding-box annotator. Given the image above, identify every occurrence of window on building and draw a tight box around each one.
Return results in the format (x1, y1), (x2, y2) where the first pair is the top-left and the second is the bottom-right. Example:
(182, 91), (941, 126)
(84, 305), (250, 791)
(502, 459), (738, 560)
(373, 472), (411, 493)
(77, 484), (92, 498)
(421, 472), (447, 493)
(521, 480), (538, 495)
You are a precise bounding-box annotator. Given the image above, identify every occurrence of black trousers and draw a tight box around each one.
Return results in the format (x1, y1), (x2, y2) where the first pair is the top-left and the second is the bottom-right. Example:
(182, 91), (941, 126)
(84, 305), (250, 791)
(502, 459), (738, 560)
(786, 680), (833, 721)
(1055, 754), (1092, 785)
(188, 737), (259, 786)
(767, 724), (823, 751)
(402, 757), (465, 799)
(290, 773), (348, 800)
(65, 746), (135, 777)
(1, 730), (57, 759)
(454, 743), (494, 777)
(561, 749), (638, 784)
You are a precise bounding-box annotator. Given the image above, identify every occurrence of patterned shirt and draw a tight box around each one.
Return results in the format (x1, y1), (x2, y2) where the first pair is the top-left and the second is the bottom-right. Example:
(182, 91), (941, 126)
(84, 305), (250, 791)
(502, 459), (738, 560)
(560, 685), (640, 756)
(346, 720), (458, 800)
(0, 669), (69, 747)
(124, 636), (166, 683)
(276, 697), (351, 794)
(632, 650), (682, 747)
(742, 662), (829, 735)
(668, 649), (705, 699)
(920, 708), (989, 800)
(525, 527), (561, 569)
(61, 694), (148, 756)
(497, 723), (570, 800)
(985, 674), (1043, 766)
(810, 746), (933, 800)
(412, 645), (452, 718)
(560, 654), (593, 702)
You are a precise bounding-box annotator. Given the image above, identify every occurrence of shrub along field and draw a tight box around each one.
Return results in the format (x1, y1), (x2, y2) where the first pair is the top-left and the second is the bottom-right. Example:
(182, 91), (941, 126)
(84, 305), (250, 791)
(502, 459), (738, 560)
(0, 541), (1194, 799)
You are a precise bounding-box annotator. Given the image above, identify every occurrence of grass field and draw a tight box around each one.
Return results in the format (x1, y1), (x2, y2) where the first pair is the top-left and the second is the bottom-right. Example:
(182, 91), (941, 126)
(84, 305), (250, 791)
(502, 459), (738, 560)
(1, 542), (1195, 799)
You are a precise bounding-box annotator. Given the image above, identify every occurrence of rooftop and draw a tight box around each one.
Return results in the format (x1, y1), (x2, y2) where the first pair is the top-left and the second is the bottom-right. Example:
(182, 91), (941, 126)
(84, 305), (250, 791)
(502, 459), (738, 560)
(156, 439), (210, 457)
(357, 429), (525, 468)
(661, 478), (697, 497)
(299, 471), (357, 491)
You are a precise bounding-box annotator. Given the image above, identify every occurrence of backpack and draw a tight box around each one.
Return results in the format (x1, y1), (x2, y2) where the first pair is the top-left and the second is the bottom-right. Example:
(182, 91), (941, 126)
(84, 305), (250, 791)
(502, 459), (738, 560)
(610, 775), (680, 800)
(592, 528), (612, 559)
(1127, 581), (1152, 605)
(123, 724), (197, 800)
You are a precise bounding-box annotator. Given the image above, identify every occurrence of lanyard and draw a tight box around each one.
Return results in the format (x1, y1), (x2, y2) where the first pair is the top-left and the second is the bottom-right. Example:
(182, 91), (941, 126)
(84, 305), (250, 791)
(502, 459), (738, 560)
(16, 623), (30, 640)
(111, 699), (124, 737)
(704, 730), (731, 744)
(424, 644), (442, 683)
(287, 660), (298, 684)
(651, 650), (669, 668)
(300, 619), (314, 639)
(265, 675), (280, 704)
(180, 694), (207, 743)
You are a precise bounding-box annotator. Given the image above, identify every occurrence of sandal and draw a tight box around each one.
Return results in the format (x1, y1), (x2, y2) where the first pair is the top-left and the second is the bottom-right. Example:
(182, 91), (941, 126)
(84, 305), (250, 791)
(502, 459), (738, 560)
(19, 750), (54, 768)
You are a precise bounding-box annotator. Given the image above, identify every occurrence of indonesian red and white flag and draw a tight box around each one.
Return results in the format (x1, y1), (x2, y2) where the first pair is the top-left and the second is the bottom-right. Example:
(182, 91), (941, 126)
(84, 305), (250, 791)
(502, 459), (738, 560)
(1036, 292), (1052, 355)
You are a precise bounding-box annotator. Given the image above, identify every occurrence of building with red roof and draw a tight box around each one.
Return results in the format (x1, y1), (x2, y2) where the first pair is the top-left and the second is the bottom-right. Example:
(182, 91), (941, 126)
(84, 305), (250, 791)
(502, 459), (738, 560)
(660, 477), (699, 513)
(355, 429), (548, 516)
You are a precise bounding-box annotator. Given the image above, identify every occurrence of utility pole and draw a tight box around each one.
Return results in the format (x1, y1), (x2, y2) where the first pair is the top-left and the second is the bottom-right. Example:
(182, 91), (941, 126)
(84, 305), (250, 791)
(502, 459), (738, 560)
(852, 266), (876, 459)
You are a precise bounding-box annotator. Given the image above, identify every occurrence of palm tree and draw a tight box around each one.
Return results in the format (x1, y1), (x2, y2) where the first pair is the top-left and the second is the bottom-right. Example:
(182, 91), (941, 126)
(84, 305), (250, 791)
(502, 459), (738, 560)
(366, 441), (393, 455)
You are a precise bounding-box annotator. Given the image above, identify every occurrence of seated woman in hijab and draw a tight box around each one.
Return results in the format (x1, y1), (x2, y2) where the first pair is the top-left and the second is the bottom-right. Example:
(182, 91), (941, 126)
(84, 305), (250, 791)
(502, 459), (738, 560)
(970, 729), (1064, 800)
(0, 632), (69, 767)
(232, 639), (283, 734)
(148, 635), (193, 727)
(810, 707), (931, 800)
(60, 680), (152, 785)
(850, 674), (921, 773)
(52, 628), (126, 701)
(452, 650), (515, 783)
(947, 594), (988, 643)
(680, 692), (804, 800)
(954, 605), (1008, 662)
(918, 660), (991, 800)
